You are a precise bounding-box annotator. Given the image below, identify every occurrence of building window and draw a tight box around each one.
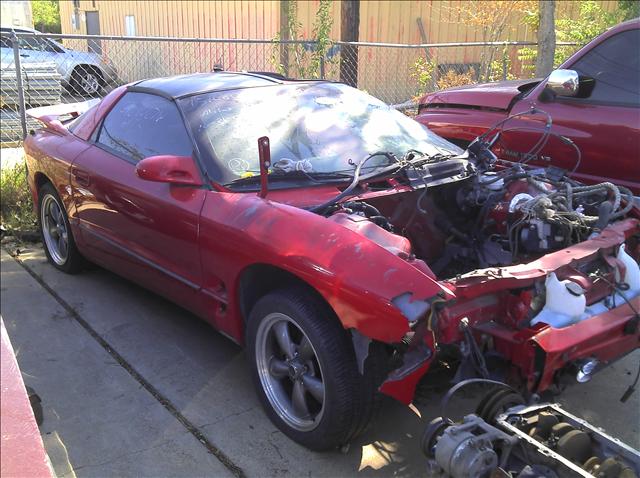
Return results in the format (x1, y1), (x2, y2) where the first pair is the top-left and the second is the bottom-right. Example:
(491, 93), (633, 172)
(125, 15), (136, 36)
(71, 12), (80, 30)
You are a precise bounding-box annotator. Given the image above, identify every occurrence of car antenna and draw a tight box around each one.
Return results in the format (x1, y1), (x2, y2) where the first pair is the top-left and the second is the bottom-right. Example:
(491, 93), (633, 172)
(257, 136), (271, 198)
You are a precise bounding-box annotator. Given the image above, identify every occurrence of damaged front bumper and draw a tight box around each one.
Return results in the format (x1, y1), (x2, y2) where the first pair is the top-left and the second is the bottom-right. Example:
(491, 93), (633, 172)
(375, 219), (640, 405)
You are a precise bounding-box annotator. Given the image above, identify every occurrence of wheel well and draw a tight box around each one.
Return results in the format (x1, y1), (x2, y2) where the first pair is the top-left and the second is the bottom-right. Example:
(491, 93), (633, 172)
(72, 64), (104, 84)
(238, 264), (332, 323)
(34, 172), (51, 193)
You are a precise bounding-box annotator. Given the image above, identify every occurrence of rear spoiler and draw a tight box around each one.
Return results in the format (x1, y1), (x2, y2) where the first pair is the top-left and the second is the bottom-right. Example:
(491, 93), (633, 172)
(26, 99), (99, 134)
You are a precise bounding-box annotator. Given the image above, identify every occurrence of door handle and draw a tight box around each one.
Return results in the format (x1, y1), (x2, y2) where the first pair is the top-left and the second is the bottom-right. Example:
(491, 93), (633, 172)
(20, 54), (29, 58)
(72, 168), (91, 187)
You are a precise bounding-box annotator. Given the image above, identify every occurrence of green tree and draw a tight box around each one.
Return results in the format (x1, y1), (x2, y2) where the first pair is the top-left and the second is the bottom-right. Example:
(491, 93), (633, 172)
(31, 0), (61, 33)
(618, 0), (640, 21)
(270, 0), (334, 79)
(518, 0), (625, 77)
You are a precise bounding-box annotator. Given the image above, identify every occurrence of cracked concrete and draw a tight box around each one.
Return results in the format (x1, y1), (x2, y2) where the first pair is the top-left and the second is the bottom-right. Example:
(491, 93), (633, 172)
(1, 249), (234, 478)
(1, 245), (638, 477)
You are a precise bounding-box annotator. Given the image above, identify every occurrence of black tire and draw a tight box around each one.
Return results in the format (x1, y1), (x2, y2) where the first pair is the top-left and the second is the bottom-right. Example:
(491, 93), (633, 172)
(38, 183), (85, 274)
(71, 66), (103, 97)
(246, 286), (375, 450)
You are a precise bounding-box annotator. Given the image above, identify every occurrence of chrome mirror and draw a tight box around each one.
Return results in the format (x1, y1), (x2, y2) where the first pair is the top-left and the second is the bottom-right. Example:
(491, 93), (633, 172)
(545, 69), (580, 97)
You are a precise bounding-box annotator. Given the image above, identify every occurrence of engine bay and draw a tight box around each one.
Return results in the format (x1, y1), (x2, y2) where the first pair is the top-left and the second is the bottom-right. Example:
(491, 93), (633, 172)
(319, 150), (636, 281)
(306, 115), (640, 392)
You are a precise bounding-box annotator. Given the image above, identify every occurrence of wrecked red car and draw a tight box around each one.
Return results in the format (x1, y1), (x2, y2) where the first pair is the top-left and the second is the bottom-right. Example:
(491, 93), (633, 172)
(24, 72), (640, 451)
(415, 19), (640, 194)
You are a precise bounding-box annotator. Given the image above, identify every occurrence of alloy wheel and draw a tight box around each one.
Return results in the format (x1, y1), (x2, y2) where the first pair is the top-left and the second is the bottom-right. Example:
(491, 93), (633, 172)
(255, 313), (326, 431)
(41, 194), (68, 265)
(80, 72), (100, 95)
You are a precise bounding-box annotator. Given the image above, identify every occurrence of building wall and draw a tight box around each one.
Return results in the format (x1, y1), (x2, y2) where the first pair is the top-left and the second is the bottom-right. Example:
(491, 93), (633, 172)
(56, 0), (621, 101)
(58, 0), (620, 42)
(59, 1), (281, 38)
(1, 0), (33, 28)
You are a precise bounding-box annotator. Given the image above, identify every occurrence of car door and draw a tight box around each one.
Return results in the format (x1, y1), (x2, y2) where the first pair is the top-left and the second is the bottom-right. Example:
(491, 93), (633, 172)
(71, 91), (208, 312)
(508, 28), (640, 191)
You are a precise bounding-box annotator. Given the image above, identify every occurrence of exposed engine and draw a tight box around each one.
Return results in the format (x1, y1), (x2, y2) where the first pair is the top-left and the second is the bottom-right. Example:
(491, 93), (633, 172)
(423, 384), (640, 478)
(320, 154), (639, 335)
(320, 149), (636, 280)
(311, 109), (639, 392)
(454, 167), (636, 269)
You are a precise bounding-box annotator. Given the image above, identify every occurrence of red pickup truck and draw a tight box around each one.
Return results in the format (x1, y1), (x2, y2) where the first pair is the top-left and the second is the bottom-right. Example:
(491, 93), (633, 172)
(416, 19), (640, 194)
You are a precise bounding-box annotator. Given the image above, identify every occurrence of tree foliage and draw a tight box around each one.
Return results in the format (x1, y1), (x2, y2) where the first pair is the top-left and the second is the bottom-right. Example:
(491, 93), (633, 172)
(617, 0), (640, 21)
(31, 0), (61, 33)
(270, 0), (334, 79)
(518, 0), (627, 75)
(448, 0), (535, 82)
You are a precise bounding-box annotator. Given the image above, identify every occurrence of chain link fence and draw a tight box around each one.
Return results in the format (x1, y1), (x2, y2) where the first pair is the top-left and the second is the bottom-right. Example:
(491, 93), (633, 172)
(0, 32), (580, 145)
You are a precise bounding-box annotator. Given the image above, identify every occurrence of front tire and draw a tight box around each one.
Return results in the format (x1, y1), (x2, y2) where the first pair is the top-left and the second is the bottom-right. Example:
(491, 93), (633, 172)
(38, 183), (85, 273)
(247, 287), (368, 450)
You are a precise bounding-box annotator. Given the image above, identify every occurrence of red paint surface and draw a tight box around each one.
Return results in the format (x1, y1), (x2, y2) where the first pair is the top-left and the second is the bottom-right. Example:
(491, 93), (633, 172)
(136, 155), (203, 186)
(1, 319), (52, 478)
(416, 20), (640, 194)
(23, 71), (640, 406)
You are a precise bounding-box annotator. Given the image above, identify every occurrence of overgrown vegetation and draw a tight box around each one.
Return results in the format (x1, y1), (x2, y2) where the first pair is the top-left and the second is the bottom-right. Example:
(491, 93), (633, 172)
(31, 0), (61, 33)
(0, 162), (36, 237)
(412, 0), (634, 97)
(448, 0), (535, 83)
(436, 68), (478, 90)
(518, 0), (626, 75)
(270, 0), (334, 79)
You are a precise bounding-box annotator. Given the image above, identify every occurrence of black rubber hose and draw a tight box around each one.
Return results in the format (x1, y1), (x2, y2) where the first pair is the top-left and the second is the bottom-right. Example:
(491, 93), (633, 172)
(309, 152), (397, 214)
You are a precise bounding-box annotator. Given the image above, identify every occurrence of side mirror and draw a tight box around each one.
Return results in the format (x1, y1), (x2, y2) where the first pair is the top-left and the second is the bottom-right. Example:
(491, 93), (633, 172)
(136, 155), (203, 187)
(545, 69), (580, 97)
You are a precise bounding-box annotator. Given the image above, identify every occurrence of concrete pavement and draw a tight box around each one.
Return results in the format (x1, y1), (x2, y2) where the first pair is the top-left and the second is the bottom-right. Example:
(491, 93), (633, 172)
(1, 245), (639, 477)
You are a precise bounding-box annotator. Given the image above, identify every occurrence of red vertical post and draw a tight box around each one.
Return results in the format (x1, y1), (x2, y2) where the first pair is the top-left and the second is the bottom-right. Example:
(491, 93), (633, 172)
(258, 136), (271, 198)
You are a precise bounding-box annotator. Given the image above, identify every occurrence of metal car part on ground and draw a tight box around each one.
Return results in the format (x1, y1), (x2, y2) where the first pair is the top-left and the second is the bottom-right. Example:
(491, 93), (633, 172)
(423, 382), (640, 478)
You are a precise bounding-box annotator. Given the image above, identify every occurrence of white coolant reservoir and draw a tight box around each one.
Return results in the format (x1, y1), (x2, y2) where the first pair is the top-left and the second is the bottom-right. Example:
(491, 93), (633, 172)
(616, 244), (640, 293)
(531, 273), (586, 328)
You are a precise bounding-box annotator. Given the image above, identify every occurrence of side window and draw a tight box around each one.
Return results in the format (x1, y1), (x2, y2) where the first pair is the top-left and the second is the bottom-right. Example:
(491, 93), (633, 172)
(97, 92), (193, 162)
(570, 29), (640, 107)
(17, 36), (49, 51)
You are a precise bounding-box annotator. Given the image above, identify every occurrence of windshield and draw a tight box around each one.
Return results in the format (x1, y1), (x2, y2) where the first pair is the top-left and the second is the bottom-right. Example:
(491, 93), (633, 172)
(179, 82), (462, 184)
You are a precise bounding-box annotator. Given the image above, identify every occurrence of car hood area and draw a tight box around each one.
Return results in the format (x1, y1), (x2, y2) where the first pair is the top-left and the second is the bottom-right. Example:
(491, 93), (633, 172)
(420, 79), (541, 111)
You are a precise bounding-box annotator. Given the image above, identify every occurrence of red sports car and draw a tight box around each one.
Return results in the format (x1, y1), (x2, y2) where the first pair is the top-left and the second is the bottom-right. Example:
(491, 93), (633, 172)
(24, 72), (640, 451)
(416, 19), (640, 195)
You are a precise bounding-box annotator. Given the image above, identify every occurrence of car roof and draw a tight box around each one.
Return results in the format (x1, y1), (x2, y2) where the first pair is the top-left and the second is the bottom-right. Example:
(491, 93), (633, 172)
(0, 26), (39, 33)
(130, 71), (323, 99)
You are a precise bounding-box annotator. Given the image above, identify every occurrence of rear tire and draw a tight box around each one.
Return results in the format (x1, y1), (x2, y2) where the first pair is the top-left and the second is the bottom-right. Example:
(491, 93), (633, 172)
(247, 287), (376, 450)
(71, 66), (103, 97)
(38, 183), (85, 274)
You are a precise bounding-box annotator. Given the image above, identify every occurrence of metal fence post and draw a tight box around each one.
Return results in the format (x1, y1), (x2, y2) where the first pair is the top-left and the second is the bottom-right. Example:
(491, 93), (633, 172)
(320, 54), (325, 79)
(502, 56), (508, 81)
(11, 33), (28, 140)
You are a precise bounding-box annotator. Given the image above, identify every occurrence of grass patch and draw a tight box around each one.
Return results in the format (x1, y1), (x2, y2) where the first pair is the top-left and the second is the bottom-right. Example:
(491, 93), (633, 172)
(1, 161), (37, 238)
